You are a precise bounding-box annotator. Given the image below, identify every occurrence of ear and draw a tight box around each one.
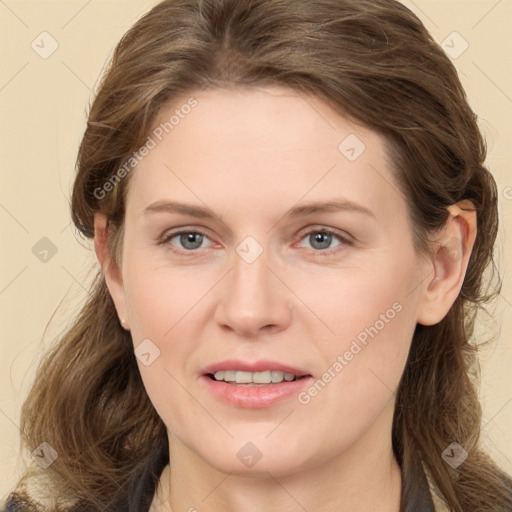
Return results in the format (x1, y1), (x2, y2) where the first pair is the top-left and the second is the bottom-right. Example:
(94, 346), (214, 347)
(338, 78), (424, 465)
(416, 200), (477, 326)
(94, 213), (130, 330)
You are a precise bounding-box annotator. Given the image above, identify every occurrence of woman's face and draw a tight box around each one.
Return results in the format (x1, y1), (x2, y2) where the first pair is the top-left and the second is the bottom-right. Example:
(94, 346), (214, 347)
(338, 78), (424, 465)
(111, 86), (431, 475)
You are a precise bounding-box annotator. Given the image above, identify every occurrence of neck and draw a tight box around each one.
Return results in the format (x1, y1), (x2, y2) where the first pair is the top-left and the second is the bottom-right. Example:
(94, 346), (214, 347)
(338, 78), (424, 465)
(151, 411), (402, 512)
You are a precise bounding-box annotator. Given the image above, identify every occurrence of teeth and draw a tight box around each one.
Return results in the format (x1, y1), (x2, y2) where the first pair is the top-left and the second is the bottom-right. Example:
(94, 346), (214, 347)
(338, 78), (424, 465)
(253, 371), (271, 384)
(271, 371), (283, 383)
(222, 370), (236, 382)
(236, 371), (254, 384)
(212, 370), (299, 384)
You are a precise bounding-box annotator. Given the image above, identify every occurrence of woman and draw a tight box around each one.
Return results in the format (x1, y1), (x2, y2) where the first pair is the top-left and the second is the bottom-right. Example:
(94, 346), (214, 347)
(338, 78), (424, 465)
(3, 0), (511, 510)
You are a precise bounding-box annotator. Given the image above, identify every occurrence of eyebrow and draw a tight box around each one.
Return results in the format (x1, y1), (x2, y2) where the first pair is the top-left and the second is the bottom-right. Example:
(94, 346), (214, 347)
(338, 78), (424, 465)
(143, 200), (216, 219)
(142, 199), (375, 219)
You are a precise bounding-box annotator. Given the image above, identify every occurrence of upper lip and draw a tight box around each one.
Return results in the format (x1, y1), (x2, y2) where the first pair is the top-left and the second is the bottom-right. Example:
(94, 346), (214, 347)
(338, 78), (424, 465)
(201, 359), (311, 377)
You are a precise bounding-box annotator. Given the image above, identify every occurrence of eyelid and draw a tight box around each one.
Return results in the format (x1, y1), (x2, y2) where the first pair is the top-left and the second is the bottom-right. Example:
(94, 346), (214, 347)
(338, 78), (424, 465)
(158, 225), (353, 254)
(294, 226), (353, 254)
(296, 225), (353, 243)
(158, 227), (217, 249)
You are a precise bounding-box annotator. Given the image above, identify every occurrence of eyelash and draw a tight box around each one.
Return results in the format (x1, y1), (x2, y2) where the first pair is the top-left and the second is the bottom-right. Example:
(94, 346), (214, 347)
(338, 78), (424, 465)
(158, 227), (352, 257)
(297, 228), (352, 256)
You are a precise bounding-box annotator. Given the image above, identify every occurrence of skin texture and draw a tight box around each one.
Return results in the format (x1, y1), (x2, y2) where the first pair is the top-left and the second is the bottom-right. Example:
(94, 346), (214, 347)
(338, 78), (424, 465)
(94, 86), (477, 512)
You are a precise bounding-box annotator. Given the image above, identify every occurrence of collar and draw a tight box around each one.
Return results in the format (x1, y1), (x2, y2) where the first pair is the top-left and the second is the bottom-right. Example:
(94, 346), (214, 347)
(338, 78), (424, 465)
(401, 460), (437, 512)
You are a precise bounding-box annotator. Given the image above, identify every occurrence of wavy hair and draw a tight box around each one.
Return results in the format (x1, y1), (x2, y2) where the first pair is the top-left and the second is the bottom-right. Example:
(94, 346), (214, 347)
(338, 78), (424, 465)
(10, 0), (512, 510)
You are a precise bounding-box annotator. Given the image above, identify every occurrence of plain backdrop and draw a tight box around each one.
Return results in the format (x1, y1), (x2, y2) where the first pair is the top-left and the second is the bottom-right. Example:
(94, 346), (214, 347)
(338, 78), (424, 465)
(1, 0), (511, 501)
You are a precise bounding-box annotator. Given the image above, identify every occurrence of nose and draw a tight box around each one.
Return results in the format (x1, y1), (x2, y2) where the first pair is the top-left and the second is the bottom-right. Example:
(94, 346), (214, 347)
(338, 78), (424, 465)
(214, 247), (292, 338)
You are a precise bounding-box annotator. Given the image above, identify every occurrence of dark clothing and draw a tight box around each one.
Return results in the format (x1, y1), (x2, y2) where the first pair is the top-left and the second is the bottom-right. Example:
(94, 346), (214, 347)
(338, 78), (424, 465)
(401, 459), (436, 512)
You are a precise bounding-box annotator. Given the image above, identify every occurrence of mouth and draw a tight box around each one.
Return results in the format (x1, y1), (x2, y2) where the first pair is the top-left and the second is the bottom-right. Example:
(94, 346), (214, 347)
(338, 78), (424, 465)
(206, 370), (310, 386)
(200, 360), (313, 408)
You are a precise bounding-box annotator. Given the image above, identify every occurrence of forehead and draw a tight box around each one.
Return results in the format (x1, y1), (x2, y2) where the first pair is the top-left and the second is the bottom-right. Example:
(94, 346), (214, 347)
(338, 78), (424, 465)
(125, 86), (405, 226)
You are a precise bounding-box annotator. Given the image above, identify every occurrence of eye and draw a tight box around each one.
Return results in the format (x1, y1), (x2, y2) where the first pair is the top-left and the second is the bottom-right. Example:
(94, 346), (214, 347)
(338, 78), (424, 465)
(158, 227), (351, 254)
(160, 230), (214, 251)
(296, 228), (351, 253)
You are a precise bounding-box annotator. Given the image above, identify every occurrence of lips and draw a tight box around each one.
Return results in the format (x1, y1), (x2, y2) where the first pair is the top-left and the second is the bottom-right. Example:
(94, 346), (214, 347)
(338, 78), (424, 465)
(200, 359), (314, 408)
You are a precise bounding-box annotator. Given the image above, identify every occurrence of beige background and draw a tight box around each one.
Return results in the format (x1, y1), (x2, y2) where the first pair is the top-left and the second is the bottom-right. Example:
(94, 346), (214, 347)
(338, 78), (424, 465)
(0, 0), (511, 501)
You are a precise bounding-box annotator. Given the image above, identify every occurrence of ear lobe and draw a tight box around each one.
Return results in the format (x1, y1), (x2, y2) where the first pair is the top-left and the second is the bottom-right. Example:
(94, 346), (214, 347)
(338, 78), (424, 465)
(93, 213), (130, 330)
(417, 200), (477, 326)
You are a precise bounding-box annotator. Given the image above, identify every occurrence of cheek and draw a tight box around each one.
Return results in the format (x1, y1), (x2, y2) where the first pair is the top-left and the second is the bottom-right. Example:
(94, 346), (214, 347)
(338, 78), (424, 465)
(123, 252), (209, 339)
(295, 253), (420, 423)
(123, 275), (201, 440)
(121, 255), (215, 429)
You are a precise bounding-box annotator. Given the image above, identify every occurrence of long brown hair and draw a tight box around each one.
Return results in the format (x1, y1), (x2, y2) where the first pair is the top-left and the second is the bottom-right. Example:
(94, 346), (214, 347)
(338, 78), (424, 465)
(11, 0), (511, 510)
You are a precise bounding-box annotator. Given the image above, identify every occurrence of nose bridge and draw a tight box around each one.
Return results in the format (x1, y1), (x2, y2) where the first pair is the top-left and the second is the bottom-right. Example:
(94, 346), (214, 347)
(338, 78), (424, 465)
(214, 240), (291, 336)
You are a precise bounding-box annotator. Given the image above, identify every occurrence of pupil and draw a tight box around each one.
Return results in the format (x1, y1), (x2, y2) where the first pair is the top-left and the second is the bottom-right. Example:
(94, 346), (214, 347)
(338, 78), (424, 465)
(180, 233), (203, 249)
(311, 232), (331, 250)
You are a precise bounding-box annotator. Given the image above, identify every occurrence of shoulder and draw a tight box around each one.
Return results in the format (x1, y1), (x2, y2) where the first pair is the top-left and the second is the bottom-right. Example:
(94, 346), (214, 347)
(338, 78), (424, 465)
(2, 491), (89, 512)
(2, 472), (82, 512)
(2, 491), (42, 511)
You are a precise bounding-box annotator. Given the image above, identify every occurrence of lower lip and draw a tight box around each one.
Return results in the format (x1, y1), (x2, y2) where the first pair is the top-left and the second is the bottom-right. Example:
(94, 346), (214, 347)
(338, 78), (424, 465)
(201, 375), (314, 409)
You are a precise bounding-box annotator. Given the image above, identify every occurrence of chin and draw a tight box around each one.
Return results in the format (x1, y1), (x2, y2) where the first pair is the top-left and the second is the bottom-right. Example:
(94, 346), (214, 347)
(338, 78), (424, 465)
(188, 432), (321, 477)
